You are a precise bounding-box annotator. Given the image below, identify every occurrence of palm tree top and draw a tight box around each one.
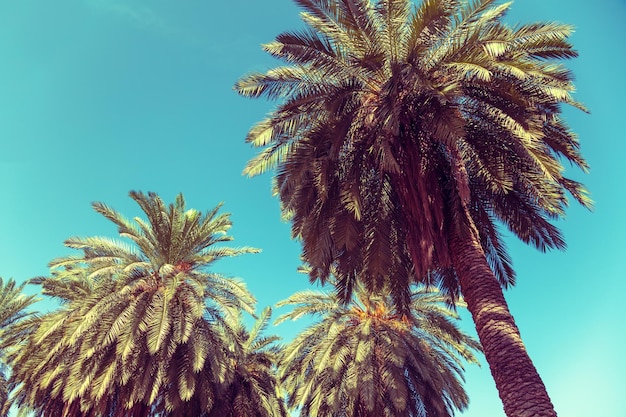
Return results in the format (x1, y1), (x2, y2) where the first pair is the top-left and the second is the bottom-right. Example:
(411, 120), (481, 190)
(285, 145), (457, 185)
(235, 0), (591, 297)
(8, 192), (265, 416)
(54, 191), (259, 278)
(277, 280), (473, 341)
(276, 282), (480, 416)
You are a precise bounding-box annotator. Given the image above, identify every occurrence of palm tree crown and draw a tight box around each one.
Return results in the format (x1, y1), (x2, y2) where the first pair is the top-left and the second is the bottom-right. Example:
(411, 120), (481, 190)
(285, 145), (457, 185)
(236, 1), (590, 415)
(9, 191), (259, 416)
(236, 0), (589, 303)
(276, 283), (480, 417)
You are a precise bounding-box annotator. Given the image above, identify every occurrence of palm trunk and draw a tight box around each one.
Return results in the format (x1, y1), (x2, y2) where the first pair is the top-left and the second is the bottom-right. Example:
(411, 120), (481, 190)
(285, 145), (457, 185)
(450, 228), (557, 417)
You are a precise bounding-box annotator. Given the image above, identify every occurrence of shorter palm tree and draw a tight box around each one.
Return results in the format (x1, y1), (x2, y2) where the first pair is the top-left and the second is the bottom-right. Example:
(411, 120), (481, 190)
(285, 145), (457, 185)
(209, 307), (287, 417)
(276, 283), (480, 417)
(0, 278), (39, 417)
(9, 191), (259, 416)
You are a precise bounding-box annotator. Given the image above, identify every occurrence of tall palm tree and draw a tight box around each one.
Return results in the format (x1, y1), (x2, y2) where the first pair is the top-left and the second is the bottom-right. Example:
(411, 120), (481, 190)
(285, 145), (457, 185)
(208, 307), (287, 417)
(9, 191), (259, 416)
(235, 1), (591, 415)
(276, 283), (480, 416)
(0, 278), (38, 416)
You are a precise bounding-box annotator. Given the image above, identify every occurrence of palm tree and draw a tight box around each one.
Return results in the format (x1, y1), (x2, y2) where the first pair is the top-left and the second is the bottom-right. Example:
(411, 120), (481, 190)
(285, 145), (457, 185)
(208, 307), (287, 417)
(0, 278), (38, 416)
(235, 1), (591, 415)
(9, 191), (259, 416)
(276, 283), (480, 416)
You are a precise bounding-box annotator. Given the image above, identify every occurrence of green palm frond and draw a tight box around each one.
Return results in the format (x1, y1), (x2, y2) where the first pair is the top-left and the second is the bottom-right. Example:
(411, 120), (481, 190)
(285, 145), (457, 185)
(0, 279), (38, 333)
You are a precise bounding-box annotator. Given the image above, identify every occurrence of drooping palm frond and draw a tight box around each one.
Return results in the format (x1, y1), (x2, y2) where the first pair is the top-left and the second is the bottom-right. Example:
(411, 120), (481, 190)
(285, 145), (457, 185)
(0, 279), (39, 351)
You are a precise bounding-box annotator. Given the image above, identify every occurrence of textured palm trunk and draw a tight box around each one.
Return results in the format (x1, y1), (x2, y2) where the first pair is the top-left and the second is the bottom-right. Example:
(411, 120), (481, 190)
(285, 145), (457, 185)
(450, 228), (557, 417)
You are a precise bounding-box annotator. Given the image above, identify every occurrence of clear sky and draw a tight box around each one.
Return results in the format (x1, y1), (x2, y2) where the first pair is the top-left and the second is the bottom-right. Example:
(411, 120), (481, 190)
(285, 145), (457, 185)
(0, 1), (624, 416)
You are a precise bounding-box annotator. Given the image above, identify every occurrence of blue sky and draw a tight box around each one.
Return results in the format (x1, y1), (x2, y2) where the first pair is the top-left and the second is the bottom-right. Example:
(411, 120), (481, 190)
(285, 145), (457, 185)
(0, 1), (624, 415)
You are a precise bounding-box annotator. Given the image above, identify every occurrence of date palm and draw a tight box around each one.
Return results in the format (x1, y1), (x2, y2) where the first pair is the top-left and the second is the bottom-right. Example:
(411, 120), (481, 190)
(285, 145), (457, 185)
(9, 191), (258, 416)
(208, 307), (287, 417)
(276, 284), (480, 416)
(235, 1), (591, 415)
(0, 278), (38, 416)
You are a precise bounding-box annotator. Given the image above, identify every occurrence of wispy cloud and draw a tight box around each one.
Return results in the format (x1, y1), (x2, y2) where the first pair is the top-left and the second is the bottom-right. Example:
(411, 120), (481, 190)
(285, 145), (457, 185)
(85, 0), (185, 40)
(85, 0), (218, 51)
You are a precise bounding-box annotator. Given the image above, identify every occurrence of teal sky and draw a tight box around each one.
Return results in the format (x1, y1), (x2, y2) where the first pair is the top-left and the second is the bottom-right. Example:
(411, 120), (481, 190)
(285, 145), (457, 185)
(1, 1), (624, 416)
